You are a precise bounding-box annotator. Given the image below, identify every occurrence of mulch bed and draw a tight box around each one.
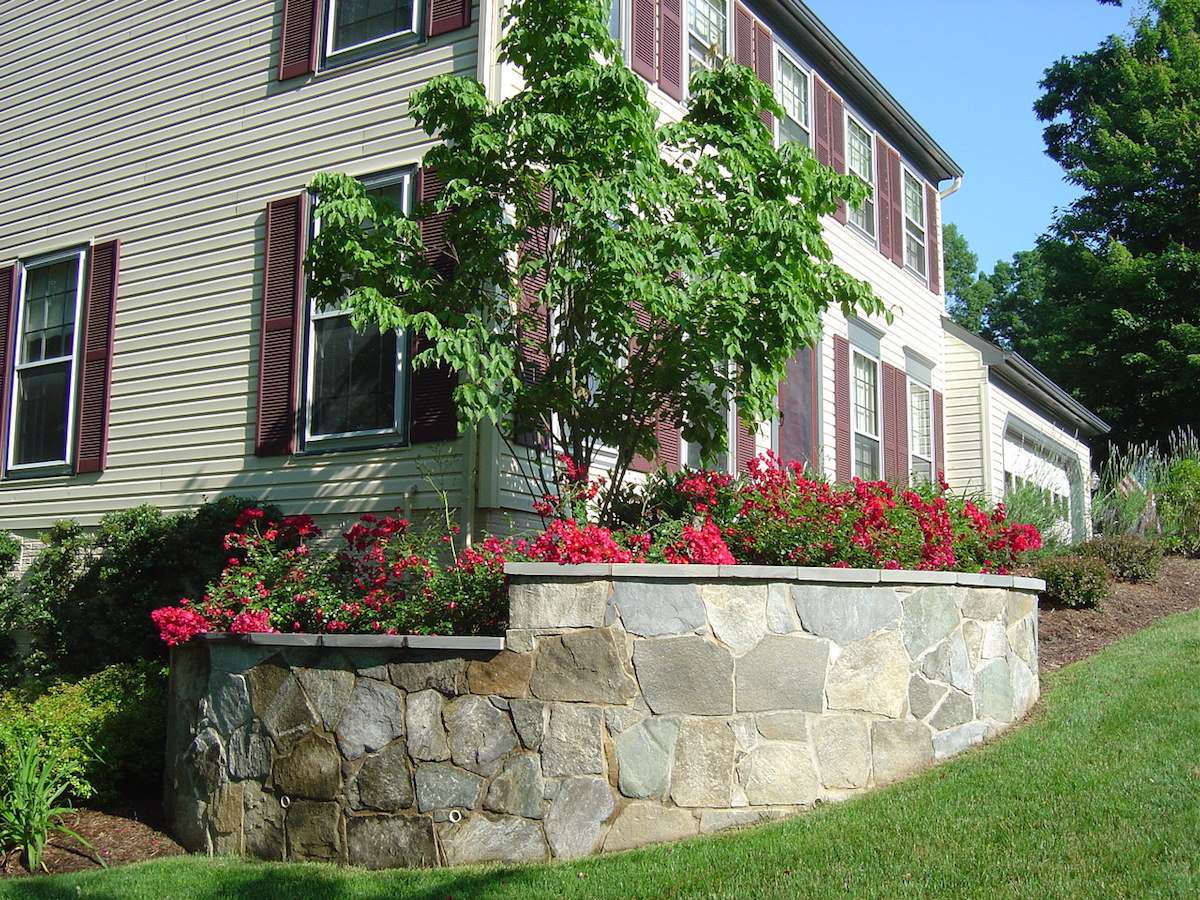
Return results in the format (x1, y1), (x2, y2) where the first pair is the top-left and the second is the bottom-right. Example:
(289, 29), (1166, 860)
(1038, 556), (1200, 673)
(0, 808), (183, 878)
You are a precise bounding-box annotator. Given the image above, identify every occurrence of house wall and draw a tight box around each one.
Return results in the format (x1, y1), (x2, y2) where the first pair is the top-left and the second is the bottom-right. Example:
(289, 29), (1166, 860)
(941, 328), (989, 496)
(0, 0), (482, 536)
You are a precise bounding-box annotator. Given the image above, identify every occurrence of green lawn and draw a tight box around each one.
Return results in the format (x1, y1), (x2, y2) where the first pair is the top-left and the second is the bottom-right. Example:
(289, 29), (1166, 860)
(6, 610), (1199, 899)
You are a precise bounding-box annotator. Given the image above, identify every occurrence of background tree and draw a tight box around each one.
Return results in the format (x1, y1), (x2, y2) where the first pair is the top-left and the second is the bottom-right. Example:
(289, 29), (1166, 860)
(307, 0), (880, 515)
(943, 222), (995, 333)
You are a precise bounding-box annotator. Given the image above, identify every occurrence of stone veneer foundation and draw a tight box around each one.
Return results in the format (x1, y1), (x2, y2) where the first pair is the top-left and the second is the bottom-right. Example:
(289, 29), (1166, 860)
(164, 564), (1043, 867)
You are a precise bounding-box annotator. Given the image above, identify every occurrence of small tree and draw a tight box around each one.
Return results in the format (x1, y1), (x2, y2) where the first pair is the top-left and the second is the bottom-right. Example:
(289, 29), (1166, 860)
(307, 0), (882, 517)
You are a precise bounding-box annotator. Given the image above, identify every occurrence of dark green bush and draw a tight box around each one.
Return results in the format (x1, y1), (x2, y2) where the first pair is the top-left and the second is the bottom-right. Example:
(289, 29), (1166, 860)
(1158, 457), (1200, 556)
(1077, 534), (1164, 582)
(1036, 554), (1112, 609)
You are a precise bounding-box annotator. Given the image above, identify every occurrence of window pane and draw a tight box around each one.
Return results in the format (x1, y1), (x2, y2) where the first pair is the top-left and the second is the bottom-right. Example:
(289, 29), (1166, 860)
(332, 0), (415, 51)
(779, 116), (809, 148)
(847, 119), (872, 181)
(910, 456), (932, 483)
(777, 55), (808, 128)
(13, 361), (70, 465)
(903, 172), (924, 227)
(909, 382), (932, 457)
(609, 0), (622, 46)
(21, 257), (78, 364)
(855, 434), (880, 480)
(905, 226), (927, 274)
(311, 315), (397, 436)
(688, 0), (727, 70)
(853, 353), (878, 437)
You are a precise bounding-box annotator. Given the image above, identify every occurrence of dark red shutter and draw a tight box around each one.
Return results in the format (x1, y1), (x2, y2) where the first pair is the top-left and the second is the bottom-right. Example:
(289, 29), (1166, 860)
(277, 0), (318, 81)
(779, 345), (817, 468)
(734, 4), (754, 68)
(933, 389), (945, 480)
(411, 166), (458, 443)
(926, 182), (941, 294)
(887, 149), (904, 267)
(896, 371), (909, 485)
(735, 412), (756, 473)
(255, 195), (306, 456)
(876, 136), (895, 263)
(75, 240), (120, 474)
(659, 0), (683, 100)
(881, 362), (909, 486)
(514, 187), (552, 447)
(813, 78), (832, 167)
(656, 416), (681, 473)
(752, 21), (773, 129)
(829, 93), (847, 224)
(833, 335), (851, 483)
(428, 0), (471, 37)
(0, 266), (16, 470)
(632, 0), (657, 82)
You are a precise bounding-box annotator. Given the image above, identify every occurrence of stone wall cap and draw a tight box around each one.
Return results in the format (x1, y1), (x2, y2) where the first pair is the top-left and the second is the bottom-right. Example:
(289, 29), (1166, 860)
(507, 562), (612, 577)
(955, 573), (1014, 588)
(1012, 576), (1047, 592)
(195, 633), (505, 651)
(610, 563), (721, 578)
(880, 570), (956, 585)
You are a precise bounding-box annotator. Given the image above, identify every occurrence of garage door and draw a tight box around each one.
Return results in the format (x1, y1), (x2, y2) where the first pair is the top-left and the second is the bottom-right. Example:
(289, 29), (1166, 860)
(1002, 429), (1077, 541)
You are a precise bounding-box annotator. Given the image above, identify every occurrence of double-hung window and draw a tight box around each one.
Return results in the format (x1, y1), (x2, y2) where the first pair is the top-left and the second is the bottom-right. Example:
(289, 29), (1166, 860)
(325, 0), (419, 63)
(851, 349), (881, 480)
(846, 116), (876, 240)
(903, 170), (927, 278)
(776, 52), (810, 147)
(908, 378), (934, 483)
(684, 401), (736, 474)
(9, 250), (86, 471)
(687, 0), (727, 82)
(305, 169), (411, 448)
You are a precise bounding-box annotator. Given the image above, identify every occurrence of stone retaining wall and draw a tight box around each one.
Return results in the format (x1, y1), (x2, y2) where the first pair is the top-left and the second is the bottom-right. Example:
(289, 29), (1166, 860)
(164, 565), (1042, 867)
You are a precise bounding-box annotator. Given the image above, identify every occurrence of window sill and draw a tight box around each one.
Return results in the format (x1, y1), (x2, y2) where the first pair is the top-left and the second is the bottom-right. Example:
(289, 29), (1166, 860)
(4, 462), (75, 481)
(299, 435), (411, 457)
(848, 221), (878, 249)
(316, 32), (426, 78)
(903, 265), (929, 288)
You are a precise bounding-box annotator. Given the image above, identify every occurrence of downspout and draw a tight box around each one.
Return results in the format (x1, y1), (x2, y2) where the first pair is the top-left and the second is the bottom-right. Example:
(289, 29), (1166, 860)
(939, 176), (963, 201)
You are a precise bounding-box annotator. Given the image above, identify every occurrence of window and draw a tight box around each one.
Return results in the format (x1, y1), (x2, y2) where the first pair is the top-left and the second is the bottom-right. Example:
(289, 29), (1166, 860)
(9, 249), (86, 470)
(776, 52), (810, 147)
(846, 116), (876, 239)
(305, 170), (411, 447)
(687, 0), (727, 80)
(908, 379), (933, 483)
(684, 401), (735, 474)
(851, 349), (880, 480)
(609, 0), (624, 51)
(903, 170), (927, 277)
(326, 0), (418, 60)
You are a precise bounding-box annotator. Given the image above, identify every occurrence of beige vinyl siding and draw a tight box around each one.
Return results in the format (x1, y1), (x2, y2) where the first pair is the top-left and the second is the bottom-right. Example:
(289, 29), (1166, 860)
(0, 0), (481, 534)
(941, 329), (989, 496)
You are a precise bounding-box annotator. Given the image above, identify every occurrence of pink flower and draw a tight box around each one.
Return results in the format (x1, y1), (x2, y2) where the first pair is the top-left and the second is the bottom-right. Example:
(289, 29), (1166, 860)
(229, 609), (274, 634)
(151, 605), (210, 646)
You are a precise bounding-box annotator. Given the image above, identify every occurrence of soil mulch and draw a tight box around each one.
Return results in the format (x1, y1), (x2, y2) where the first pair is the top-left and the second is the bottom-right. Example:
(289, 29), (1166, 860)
(1037, 556), (1200, 673)
(0, 807), (183, 878)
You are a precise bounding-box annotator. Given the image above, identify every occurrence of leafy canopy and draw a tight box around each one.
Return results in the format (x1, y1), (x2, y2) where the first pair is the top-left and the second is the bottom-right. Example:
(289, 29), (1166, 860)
(307, 0), (881, 500)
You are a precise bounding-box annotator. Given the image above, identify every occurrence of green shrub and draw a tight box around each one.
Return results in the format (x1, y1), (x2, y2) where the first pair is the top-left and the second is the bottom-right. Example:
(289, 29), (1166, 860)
(0, 662), (167, 808)
(1035, 554), (1112, 609)
(1002, 479), (1068, 551)
(1158, 457), (1200, 557)
(1077, 535), (1164, 582)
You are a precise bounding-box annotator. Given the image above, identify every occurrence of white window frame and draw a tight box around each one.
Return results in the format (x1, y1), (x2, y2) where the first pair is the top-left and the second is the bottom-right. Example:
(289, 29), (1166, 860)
(609, 0), (628, 64)
(907, 376), (934, 481)
(681, 400), (737, 475)
(685, 0), (731, 97)
(902, 166), (928, 281)
(7, 247), (87, 473)
(850, 347), (882, 480)
(844, 111), (877, 244)
(324, 0), (421, 62)
(303, 168), (412, 449)
(774, 46), (812, 148)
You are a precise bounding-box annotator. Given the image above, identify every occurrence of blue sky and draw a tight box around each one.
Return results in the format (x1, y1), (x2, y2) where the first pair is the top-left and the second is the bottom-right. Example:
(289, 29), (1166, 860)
(803, 0), (1134, 273)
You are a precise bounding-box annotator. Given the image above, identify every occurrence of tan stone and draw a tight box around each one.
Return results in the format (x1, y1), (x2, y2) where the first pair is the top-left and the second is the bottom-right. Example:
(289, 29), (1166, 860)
(670, 717), (736, 807)
(871, 720), (933, 785)
(603, 801), (698, 852)
(530, 628), (638, 704)
(740, 741), (819, 806)
(812, 715), (871, 789)
(509, 578), (611, 629)
(825, 627), (909, 718)
(467, 651), (533, 698)
(701, 583), (768, 656)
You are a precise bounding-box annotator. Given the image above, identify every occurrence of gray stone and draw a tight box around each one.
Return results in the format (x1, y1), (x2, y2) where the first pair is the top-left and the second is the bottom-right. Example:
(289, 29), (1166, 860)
(510, 699), (548, 750)
(389, 656), (467, 693)
(901, 586), (961, 657)
(741, 741), (818, 806)
(729, 715), (760, 751)
(701, 583), (769, 655)
(227, 722), (271, 781)
(735, 634), (829, 713)
(248, 661), (318, 750)
(542, 703), (604, 777)
(671, 717), (736, 807)
(467, 651), (533, 698)
(171, 645), (210, 700)
(544, 776), (616, 859)
(504, 629), (536, 654)
(210, 644), (270, 674)
(919, 629), (972, 691)
(610, 580), (707, 636)
(346, 814), (437, 869)
(405, 689), (450, 762)
(1010, 653), (1039, 718)
(509, 578), (610, 629)
(825, 628), (909, 718)
(615, 717), (678, 799)
(484, 754), (544, 819)
(1009, 616), (1037, 671)
(929, 690), (974, 731)
(414, 763), (484, 812)
(766, 583), (802, 634)
(212, 782), (243, 855)
(207, 672), (251, 735)
(242, 781), (285, 860)
(634, 636), (735, 715)
(603, 801), (698, 852)
(444, 695), (518, 776)
(792, 585), (901, 644)
(353, 741), (415, 811)
(295, 665), (356, 731)
(286, 799), (341, 862)
(755, 711), (809, 742)
(932, 721), (989, 760)
(529, 628), (638, 704)
(274, 731), (341, 801)
(699, 807), (791, 834)
(604, 706), (647, 735)
(908, 674), (948, 720)
(336, 678), (406, 760)
(871, 720), (933, 785)
(188, 727), (226, 797)
(1006, 590), (1036, 623)
(439, 812), (549, 864)
(961, 588), (1007, 621)
(976, 658), (1014, 722)
(812, 715), (871, 789)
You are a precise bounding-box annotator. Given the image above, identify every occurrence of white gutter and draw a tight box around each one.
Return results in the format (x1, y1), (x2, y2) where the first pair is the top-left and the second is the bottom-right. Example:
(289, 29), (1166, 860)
(939, 176), (963, 201)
